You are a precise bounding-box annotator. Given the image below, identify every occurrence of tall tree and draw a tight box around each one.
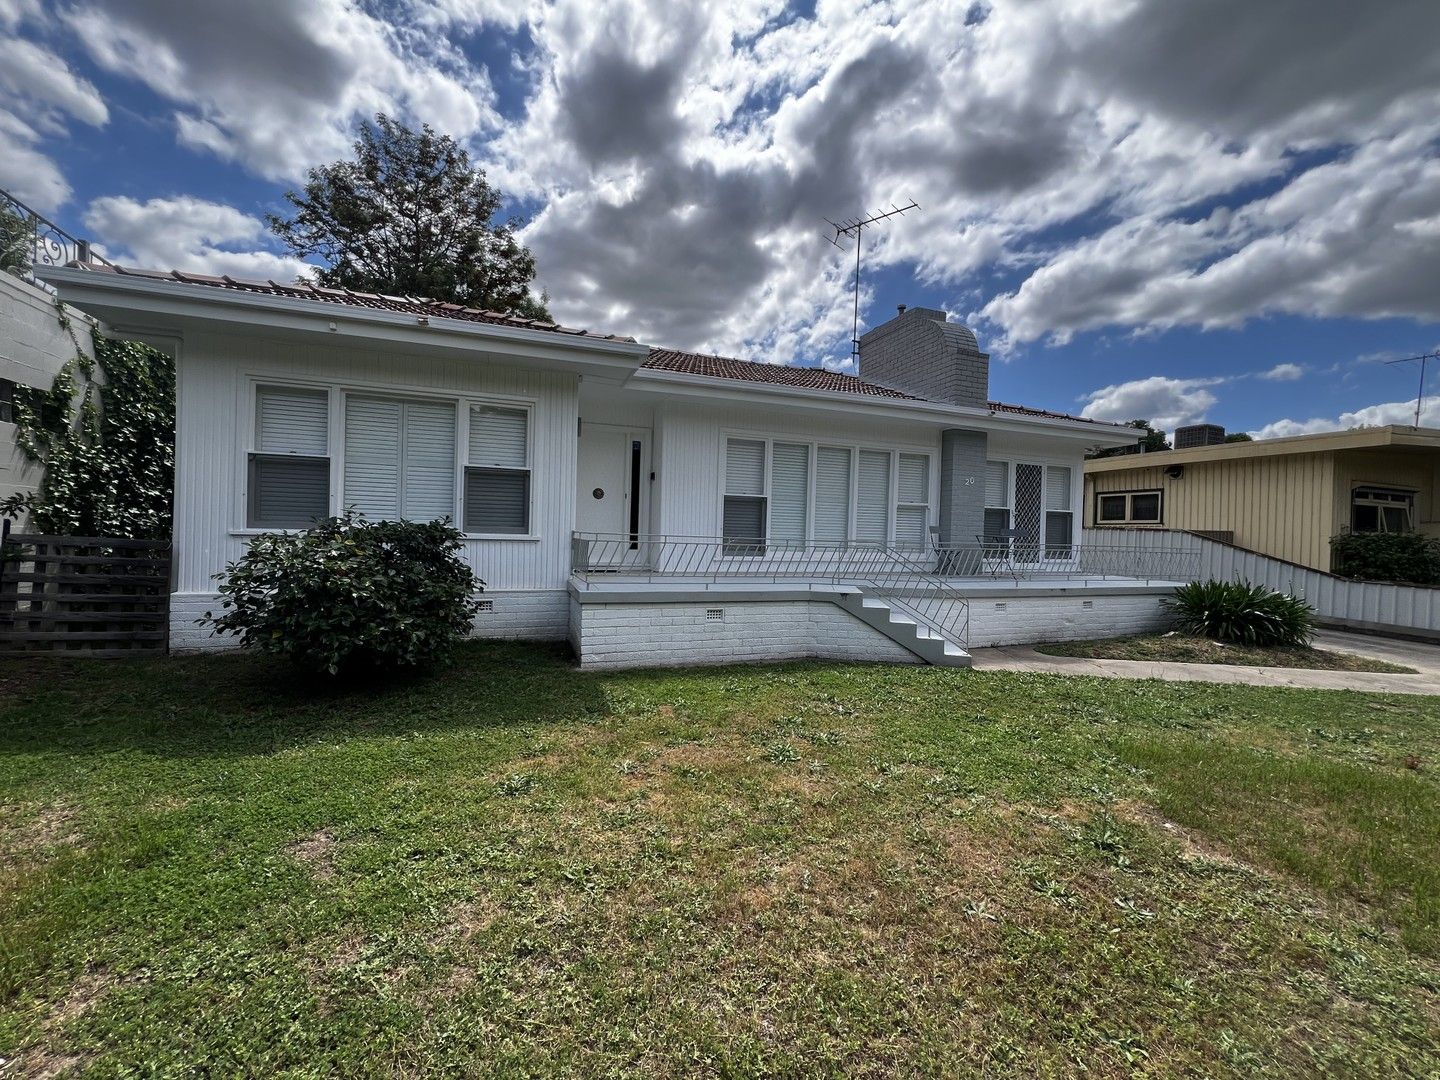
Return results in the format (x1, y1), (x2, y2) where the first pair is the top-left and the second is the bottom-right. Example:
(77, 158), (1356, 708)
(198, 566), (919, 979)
(269, 115), (550, 319)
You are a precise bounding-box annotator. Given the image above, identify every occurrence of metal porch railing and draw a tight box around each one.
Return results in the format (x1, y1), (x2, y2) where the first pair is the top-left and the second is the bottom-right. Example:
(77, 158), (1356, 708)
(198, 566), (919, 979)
(1, 185), (113, 269)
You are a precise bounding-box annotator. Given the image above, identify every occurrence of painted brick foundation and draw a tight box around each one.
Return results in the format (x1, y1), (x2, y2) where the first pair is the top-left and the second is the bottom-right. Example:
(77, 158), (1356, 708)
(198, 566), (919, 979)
(966, 591), (1172, 647)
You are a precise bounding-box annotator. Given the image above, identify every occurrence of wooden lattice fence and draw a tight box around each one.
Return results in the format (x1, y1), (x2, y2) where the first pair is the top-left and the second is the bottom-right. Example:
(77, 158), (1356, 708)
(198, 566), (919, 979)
(0, 525), (170, 656)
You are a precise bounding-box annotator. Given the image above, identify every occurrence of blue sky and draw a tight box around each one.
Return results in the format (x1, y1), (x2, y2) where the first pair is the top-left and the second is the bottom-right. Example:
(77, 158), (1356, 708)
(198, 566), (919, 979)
(2, 0), (1438, 438)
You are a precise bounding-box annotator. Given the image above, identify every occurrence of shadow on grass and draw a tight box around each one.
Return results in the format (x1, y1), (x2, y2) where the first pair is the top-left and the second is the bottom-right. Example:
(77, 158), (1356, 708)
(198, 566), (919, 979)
(0, 640), (612, 759)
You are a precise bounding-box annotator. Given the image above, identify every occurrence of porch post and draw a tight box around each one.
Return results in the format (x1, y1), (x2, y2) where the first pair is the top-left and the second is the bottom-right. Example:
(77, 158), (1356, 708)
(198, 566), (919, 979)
(939, 429), (987, 572)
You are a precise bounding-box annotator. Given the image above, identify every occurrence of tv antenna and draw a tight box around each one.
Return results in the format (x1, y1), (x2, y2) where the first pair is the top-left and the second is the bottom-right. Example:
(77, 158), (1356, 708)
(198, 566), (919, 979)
(826, 199), (920, 363)
(1384, 350), (1440, 427)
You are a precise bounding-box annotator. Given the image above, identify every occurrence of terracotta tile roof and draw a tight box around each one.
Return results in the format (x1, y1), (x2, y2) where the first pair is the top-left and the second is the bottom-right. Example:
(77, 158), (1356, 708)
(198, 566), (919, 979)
(643, 348), (1123, 425)
(63, 260), (635, 340)
(643, 348), (918, 398)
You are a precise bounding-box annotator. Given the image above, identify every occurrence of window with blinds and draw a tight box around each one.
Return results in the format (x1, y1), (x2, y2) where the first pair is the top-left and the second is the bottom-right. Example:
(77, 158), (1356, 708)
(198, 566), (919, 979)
(465, 404), (530, 534)
(769, 443), (809, 544)
(895, 452), (930, 549)
(1044, 464), (1073, 557)
(855, 449), (891, 543)
(983, 460), (1010, 541)
(342, 396), (457, 523)
(723, 438), (767, 554)
(813, 446), (851, 544)
(248, 385), (331, 529)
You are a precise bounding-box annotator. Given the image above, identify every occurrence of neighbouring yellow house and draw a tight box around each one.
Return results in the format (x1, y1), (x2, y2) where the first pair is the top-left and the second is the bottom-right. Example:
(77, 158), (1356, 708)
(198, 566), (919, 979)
(1083, 425), (1440, 573)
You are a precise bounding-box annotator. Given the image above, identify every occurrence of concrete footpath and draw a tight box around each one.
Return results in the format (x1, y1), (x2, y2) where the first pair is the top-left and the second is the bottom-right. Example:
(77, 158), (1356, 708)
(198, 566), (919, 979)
(968, 628), (1440, 696)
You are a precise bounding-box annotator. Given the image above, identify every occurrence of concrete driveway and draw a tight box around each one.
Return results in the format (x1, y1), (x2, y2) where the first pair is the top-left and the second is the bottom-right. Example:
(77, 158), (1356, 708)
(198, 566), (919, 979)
(969, 628), (1440, 696)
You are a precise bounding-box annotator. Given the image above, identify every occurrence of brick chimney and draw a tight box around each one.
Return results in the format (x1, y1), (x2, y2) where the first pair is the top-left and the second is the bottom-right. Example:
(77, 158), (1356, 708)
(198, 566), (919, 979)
(857, 306), (989, 407)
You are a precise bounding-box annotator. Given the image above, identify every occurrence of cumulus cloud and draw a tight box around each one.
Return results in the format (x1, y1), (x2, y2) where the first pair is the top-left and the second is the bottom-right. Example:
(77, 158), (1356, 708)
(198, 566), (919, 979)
(1079, 376), (1225, 434)
(84, 196), (312, 282)
(1259, 363), (1304, 381)
(61, 0), (496, 182)
(1252, 397), (1440, 440)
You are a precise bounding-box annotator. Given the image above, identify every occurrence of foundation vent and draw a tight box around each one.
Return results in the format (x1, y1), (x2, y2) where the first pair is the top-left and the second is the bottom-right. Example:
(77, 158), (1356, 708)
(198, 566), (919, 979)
(706, 608), (725, 621)
(476, 599), (494, 613)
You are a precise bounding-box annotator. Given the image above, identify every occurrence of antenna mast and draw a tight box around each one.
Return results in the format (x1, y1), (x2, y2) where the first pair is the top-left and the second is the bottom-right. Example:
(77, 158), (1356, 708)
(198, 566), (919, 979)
(826, 200), (920, 363)
(1384, 350), (1440, 427)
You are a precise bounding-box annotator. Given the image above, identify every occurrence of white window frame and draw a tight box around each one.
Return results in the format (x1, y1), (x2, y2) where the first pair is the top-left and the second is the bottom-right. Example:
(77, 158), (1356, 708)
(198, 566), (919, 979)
(985, 455), (1081, 564)
(719, 431), (936, 551)
(235, 376), (539, 540)
(1351, 486), (1415, 534)
(339, 390), (461, 525)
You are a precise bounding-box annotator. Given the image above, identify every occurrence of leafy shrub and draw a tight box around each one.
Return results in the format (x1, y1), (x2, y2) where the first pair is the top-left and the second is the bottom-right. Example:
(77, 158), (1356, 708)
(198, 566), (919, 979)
(201, 512), (483, 674)
(1330, 532), (1440, 586)
(1166, 580), (1314, 647)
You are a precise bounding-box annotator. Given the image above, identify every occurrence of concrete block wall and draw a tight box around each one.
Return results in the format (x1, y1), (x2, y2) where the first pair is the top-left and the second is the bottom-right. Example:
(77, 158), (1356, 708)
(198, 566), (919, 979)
(939, 429), (988, 547)
(856, 306), (989, 407)
(572, 599), (921, 670)
(170, 588), (569, 651)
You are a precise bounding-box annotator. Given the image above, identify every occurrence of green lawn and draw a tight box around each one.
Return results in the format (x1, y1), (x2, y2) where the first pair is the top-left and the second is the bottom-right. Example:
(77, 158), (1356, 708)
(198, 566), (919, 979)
(2, 644), (1438, 1077)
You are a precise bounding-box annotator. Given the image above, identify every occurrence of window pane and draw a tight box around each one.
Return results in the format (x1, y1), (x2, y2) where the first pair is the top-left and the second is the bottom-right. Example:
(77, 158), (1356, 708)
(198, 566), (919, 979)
(1098, 494), (1127, 522)
(249, 454), (329, 529)
(984, 461), (1008, 507)
(722, 495), (766, 555)
(469, 405), (528, 468)
(896, 506), (928, 549)
(1130, 491), (1161, 522)
(1382, 506), (1410, 533)
(1351, 504), (1380, 532)
(725, 438), (766, 496)
(403, 402), (457, 522)
(814, 446), (851, 544)
(1045, 465), (1071, 511)
(464, 468), (529, 533)
(344, 397), (402, 520)
(855, 450), (891, 543)
(770, 442), (809, 543)
(1045, 511), (1073, 556)
(898, 453), (929, 504)
(257, 386), (328, 456)
(983, 507), (1010, 541)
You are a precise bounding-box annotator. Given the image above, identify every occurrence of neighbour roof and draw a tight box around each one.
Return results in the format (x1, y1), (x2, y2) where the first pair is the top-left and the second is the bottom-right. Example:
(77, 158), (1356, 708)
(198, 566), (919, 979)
(1084, 424), (1440, 472)
(643, 348), (1124, 425)
(60, 260), (635, 340)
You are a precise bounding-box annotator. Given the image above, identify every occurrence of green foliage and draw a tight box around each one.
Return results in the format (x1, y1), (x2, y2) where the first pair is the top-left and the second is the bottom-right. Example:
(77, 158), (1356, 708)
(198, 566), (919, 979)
(270, 114), (550, 319)
(201, 511), (484, 675)
(0, 320), (174, 539)
(1089, 419), (1171, 458)
(1222, 432), (1254, 443)
(1331, 531), (1440, 585)
(1167, 580), (1314, 647)
(0, 203), (30, 274)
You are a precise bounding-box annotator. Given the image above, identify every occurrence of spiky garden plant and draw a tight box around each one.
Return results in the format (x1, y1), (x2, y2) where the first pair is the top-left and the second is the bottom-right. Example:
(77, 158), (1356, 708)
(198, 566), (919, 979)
(1166, 580), (1314, 647)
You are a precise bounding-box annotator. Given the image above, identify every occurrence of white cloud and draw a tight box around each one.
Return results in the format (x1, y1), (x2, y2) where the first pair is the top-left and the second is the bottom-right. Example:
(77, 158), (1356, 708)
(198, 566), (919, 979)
(83, 196), (312, 282)
(1079, 376), (1224, 433)
(0, 36), (108, 128)
(0, 108), (69, 211)
(1259, 362), (1304, 381)
(1252, 397), (1440, 440)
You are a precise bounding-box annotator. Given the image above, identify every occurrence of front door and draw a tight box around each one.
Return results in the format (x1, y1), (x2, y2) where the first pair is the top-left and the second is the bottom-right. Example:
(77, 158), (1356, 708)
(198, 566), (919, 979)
(576, 423), (648, 566)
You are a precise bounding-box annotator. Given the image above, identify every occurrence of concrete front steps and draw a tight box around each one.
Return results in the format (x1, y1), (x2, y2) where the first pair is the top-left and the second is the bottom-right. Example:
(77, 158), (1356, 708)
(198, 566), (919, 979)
(836, 592), (971, 668)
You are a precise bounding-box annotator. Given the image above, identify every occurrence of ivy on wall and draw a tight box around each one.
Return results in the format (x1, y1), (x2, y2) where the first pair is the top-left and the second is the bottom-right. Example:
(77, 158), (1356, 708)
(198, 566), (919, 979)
(1, 298), (174, 540)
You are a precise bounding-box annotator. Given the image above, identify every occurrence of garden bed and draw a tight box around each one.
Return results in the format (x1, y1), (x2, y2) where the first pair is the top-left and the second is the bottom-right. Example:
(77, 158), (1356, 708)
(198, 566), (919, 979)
(1035, 632), (1416, 672)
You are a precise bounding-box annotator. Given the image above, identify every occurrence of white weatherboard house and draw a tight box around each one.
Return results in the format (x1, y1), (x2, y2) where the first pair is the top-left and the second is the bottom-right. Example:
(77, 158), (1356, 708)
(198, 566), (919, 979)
(38, 263), (1186, 668)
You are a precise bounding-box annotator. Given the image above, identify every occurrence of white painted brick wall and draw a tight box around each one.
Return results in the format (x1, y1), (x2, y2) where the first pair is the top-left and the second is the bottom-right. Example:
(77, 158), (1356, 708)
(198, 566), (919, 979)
(170, 589), (569, 652)
(967, 593), (1171, 647)
(573, 599), (920, 670)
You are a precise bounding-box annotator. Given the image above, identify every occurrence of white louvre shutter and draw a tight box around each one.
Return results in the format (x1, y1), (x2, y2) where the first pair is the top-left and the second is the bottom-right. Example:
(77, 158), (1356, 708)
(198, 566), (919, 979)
(344, 397), (402, 520)
(770, 442), (808, 542)
(403, 402), (457, 521)
(725, 439), (766, 495)
(469, 405), (528, 468)
(895, 453), (929, 548)
(257, 386), (328, 455)
(855, 449), (890, 543)
(985, 461), (1008, 507)
(813, 446), (851, 543)
(1045, 465), (1072, 510)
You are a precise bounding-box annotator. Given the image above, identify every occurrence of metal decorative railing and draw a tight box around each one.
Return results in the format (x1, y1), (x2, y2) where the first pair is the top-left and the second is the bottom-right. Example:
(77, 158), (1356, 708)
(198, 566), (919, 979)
(1, 186), (111, 269)
(932, 539), (1201, 582)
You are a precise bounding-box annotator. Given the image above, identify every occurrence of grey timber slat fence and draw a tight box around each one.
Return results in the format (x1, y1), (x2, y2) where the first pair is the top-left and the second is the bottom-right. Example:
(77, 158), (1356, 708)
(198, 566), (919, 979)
(0, 524), (170, 656)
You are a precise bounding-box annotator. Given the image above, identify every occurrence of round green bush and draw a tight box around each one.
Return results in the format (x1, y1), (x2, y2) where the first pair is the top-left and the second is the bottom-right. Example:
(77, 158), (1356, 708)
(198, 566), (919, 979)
(201, 512), (484, 674)
(1166, 580), (1314, 647)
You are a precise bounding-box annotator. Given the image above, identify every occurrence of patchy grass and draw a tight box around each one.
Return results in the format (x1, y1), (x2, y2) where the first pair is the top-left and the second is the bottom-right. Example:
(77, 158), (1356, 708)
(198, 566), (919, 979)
(1036, 632), (1416, 673)
(1, 643), (1438, 1076)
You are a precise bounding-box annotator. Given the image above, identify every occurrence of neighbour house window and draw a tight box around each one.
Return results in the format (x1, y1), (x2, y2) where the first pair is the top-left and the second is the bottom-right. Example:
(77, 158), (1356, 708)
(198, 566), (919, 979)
(723, 438), (767, 554)
(1044, 465), (1074, 557)
(248, 386), (331, 529)
(1352, 486), (1414, 534)
(466, 404), (531, 534)
(896, 453), (931, 549)
(1095, 489), (1163, 526)
(983, 460), (1010, 541)
(343, 396), (457, 523)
